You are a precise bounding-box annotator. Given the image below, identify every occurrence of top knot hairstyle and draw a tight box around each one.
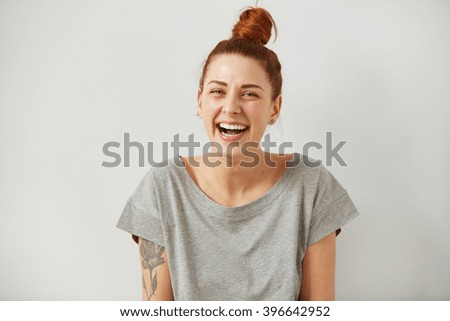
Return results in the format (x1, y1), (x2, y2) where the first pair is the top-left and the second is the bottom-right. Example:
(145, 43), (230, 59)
(231, 7), (278, 45)
(199, 7), (282, 101)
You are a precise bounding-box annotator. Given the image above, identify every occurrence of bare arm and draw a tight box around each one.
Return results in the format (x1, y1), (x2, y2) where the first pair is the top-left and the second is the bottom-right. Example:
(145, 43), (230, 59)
(299, 231), (336, 301)
(136, 236), (174, 301)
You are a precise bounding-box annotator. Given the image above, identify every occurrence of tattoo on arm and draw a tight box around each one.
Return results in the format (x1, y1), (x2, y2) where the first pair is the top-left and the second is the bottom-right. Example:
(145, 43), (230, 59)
(139, 239), (165, 300)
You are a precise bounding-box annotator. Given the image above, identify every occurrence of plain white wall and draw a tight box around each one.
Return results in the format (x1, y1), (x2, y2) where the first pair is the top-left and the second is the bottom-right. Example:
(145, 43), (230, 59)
(1, 0), (449, 300)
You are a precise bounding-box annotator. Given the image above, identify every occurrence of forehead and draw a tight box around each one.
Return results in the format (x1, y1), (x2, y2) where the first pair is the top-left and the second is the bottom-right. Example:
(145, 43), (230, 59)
(204, 54), (269, 85)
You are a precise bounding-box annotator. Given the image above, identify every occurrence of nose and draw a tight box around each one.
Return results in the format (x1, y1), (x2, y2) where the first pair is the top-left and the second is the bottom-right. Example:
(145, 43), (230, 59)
(222, 94), (241, 114)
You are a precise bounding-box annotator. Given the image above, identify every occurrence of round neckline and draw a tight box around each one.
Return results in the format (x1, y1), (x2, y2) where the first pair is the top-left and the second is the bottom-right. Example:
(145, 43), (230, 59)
(170, 153), (299, 219)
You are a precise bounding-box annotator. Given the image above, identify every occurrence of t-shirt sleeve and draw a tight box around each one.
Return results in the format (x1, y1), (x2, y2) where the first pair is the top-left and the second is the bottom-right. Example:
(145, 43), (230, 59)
(116, 169), (165, 246)
(307, 164), (359, 247)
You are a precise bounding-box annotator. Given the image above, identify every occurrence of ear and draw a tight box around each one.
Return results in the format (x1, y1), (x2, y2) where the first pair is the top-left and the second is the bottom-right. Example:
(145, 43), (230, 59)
(270, 95), (282, 120)
(197, 88), (203, 117)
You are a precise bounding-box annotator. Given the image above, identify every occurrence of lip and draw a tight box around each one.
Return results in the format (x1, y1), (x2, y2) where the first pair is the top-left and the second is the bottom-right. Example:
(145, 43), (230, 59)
(215, 121), (249, 127)
(218, 128), (248, 142)
(215, 122), (249, 142)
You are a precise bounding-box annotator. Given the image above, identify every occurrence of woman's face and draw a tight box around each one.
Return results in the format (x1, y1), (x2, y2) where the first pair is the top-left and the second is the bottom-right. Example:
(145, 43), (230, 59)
(198, 54), (281, 155)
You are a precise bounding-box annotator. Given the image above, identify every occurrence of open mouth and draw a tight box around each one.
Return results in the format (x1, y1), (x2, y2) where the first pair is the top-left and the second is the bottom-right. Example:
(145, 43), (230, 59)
(216, 122), (248, 137)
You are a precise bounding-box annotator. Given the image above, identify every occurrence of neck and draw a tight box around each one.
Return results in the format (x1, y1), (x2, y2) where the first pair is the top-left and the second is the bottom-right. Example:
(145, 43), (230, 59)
(181, 150), (292, 207)
(200, 149), (273, 195)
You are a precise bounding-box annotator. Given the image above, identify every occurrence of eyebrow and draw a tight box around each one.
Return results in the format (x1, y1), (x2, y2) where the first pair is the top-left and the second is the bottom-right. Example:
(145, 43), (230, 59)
(207, 80), (264, 91)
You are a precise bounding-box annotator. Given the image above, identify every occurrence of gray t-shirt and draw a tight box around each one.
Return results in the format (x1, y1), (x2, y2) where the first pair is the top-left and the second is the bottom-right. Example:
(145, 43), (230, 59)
(117, 153), (359, 300)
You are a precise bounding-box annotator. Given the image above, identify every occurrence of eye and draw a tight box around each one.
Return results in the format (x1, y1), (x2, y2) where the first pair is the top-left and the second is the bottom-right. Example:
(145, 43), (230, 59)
(242, 92), (258, 98)
(210, 89), (225, 95)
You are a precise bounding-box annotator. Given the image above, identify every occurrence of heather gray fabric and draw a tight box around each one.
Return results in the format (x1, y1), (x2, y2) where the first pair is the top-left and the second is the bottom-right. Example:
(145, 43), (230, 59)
(117, 153), (359, 300)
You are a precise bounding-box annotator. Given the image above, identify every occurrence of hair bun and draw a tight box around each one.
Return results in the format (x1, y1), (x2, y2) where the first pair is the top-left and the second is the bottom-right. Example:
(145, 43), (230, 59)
(231, 7), (277, 45)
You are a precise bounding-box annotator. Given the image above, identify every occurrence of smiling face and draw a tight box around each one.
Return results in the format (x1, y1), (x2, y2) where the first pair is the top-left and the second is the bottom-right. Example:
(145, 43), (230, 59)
(197, 54), (281, 156)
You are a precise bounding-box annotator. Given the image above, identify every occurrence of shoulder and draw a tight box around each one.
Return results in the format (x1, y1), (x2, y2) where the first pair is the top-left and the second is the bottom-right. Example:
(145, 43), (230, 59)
(285, 152), (325, 181)
(292, 155), (350, 215)
(284, 153), (347, 200)
(129, 156), (183, 196)
(143, 156), (183, 179)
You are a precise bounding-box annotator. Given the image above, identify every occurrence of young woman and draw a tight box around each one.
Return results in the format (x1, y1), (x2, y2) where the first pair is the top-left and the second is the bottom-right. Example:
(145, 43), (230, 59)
(117, 6), (359, 301)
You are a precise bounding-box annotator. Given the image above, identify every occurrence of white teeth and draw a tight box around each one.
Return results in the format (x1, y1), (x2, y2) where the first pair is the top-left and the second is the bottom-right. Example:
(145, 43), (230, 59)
(219, 123), (247, 130)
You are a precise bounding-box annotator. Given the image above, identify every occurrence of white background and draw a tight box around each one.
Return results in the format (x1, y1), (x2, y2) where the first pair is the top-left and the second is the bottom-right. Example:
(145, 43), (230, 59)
(1, 0), (449, 300)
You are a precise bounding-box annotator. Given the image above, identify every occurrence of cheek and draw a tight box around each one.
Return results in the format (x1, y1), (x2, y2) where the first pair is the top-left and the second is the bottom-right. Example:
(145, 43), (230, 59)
(201, 96), (221, 114)
(202, 101), (224, 129)
(202, 107), (218, 122)
(246, 106), (270, 124)
(201, 108), (218, 131)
